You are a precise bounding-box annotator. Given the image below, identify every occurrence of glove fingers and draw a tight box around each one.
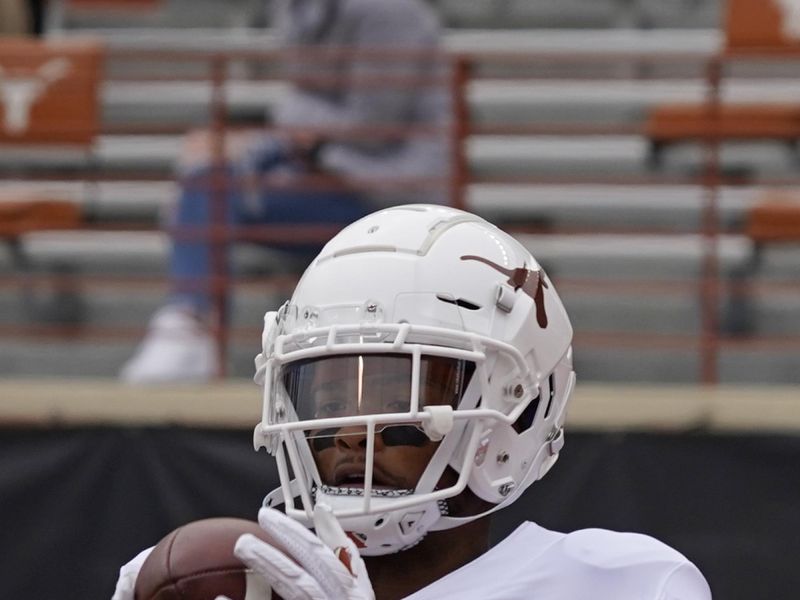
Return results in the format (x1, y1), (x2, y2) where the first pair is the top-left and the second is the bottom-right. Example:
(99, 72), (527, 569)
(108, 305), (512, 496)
(313, 504), (371, 584)
(234, 533), (325, 600)
(256, 509), (352, 597)
(257, 507), (326, 551)
(312, 503), (350, 550)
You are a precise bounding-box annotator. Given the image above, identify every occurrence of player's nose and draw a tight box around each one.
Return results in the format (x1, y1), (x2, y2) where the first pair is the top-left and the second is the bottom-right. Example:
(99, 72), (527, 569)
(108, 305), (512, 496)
(334, 425), (385, 452)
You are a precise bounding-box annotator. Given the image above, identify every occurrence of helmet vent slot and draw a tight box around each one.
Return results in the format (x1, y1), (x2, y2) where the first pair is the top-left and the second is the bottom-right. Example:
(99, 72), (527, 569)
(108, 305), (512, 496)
(435, 294), (481, 311)
(543, 374), (556, 419)
(512, 394), (540, 434)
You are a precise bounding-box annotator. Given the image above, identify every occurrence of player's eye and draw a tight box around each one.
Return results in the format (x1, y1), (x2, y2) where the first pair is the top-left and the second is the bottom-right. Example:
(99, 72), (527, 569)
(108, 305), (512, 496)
(380, 394), (409, 413)
(314, 398), (348, 418)
(383, 398), (409, 413)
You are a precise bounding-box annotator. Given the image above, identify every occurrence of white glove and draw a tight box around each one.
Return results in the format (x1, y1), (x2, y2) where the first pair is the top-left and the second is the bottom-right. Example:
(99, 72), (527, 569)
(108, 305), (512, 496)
(111, 546), (154, 600)
(233, 505), (375, 600)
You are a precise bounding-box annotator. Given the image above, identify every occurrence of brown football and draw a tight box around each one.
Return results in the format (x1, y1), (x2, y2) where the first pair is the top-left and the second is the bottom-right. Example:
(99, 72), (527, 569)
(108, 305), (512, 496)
(134, 517), (286, 600)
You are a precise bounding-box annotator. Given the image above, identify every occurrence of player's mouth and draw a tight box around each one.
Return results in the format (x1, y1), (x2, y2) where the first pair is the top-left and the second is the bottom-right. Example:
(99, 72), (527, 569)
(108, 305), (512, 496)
(332, 464), (402, 489)
(336, 475), (369, 488)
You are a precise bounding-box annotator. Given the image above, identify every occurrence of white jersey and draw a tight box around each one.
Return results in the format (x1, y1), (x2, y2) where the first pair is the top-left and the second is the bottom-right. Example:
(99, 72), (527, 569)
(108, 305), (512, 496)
(406, 522), (711, 600)
(113, 521), (710, 600)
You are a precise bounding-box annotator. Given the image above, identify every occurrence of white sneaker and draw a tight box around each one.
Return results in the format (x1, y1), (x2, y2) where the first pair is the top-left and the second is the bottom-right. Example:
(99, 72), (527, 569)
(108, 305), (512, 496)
(120, 305), (218, 384)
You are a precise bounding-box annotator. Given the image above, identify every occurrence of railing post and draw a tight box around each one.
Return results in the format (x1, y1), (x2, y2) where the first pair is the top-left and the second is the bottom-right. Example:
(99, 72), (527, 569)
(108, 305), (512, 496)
(449, 54), (471, 211)
(209, 53), (229, 379)
(700, 54), (723, 384)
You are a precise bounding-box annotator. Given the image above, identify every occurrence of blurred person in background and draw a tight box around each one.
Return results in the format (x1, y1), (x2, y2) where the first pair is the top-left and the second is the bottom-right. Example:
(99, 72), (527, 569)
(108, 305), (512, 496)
(27, 0), (45, 36)
(120, 0), (450, 384)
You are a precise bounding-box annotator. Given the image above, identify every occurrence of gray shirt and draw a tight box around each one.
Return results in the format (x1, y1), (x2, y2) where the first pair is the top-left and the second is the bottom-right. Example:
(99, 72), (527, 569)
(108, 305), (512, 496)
(272, 0), (451, 205)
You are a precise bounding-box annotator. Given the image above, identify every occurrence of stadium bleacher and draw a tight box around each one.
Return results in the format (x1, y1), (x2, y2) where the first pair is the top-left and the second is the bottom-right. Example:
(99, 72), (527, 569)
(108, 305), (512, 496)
(3, 5), (800, 599)
(1, 0), (799, 383)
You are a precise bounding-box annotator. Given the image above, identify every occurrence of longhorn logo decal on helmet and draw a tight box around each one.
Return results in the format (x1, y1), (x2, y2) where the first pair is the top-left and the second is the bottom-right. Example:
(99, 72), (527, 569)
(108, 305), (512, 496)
(460, 255), (550, 327)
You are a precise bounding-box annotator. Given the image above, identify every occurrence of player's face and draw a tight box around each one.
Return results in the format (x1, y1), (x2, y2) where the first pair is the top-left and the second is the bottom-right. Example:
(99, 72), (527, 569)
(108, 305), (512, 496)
(281, 354), (470, 490)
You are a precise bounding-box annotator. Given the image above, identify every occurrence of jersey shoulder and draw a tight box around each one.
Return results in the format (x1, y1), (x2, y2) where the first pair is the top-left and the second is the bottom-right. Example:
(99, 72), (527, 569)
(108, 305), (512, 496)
(561, 527), (687, 568)
(407, 523), (710, 600)
(553, 527), (711, 600)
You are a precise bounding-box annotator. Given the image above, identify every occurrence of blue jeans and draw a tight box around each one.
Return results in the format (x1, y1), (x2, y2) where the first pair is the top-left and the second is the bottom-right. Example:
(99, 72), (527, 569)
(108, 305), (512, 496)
(168, 147), (368, 313)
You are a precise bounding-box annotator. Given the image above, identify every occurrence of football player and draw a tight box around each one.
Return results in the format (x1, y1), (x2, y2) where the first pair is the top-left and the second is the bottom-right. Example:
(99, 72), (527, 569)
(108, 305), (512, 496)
(114, 205), (711, 599)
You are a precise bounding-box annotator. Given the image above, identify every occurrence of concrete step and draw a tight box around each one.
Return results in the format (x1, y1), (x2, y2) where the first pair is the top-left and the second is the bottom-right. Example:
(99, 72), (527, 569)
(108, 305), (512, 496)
(91, 76), (800, 129)
(57, 2), (722, 32)
(1, 325), (796, 383)
(51, 0), (261, 30)
(3, 231), (796, 334)
(4, 275), (798, 336)
(0, 177), (780, 228)
(4, 230), (755, 275)
(3, 134), (797, 189)
(575, 344), (800, 384)
(73, 27), (719, 54)
(0, 336), (261, 378)
(469, 184), (757, 230)
(435, 1), (720, 30)
(1, 233), (796, 384)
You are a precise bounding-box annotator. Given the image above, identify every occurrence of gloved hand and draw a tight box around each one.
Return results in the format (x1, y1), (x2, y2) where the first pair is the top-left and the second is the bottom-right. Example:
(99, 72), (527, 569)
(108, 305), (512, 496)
(233, 505), (375, 600)
(111, 546), (154, 600)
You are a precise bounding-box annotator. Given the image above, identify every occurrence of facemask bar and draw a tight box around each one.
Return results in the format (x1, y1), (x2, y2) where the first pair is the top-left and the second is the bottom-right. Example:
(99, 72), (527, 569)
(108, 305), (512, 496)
(279, 429), (316, 520)
(276, 345), (468, 519)
(257, 321), (540, 524)
(277, 405), (487, 525)
(412, 361), (486, 497)
(259, 321), (538, 430)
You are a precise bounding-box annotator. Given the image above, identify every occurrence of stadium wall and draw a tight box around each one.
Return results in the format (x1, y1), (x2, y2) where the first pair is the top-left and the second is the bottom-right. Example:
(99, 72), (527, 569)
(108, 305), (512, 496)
(0, 382), (798, 599)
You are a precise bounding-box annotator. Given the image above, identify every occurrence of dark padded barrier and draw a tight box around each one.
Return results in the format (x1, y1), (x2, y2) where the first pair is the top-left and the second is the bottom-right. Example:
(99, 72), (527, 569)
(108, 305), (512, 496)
(0, 427), (798, 599)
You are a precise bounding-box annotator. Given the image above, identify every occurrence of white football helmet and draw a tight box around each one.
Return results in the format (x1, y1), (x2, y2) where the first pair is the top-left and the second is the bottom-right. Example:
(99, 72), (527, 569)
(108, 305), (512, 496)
(254, 204), (575, 555)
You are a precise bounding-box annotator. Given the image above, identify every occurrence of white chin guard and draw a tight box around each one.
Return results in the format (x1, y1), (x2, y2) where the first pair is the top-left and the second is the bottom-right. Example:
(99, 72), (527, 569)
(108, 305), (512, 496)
(315, 485), (448, 556)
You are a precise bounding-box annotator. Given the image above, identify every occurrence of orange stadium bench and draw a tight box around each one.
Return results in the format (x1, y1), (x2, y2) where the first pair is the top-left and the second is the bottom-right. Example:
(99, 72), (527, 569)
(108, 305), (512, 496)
(0, 38), (104, 324)
(645, 0), (800, 165)
(724, 192), (800, 334)
(645, 103), (800, 143)
(0, 38), (103, 239)
(746, 193), (800, 243)
(0, 199), (82, 237)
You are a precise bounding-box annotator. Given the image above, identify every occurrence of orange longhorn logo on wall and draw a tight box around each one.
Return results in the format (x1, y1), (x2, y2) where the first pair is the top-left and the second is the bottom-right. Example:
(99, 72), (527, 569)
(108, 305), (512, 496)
(0, 39), (103, 146)
(727, 0), (800, 49)
(0, 59), (72, 135)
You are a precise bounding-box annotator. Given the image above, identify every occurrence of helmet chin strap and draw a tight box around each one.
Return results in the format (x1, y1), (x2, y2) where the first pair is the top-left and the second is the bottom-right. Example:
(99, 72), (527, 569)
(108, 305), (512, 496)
(263, 478), (302, 510)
